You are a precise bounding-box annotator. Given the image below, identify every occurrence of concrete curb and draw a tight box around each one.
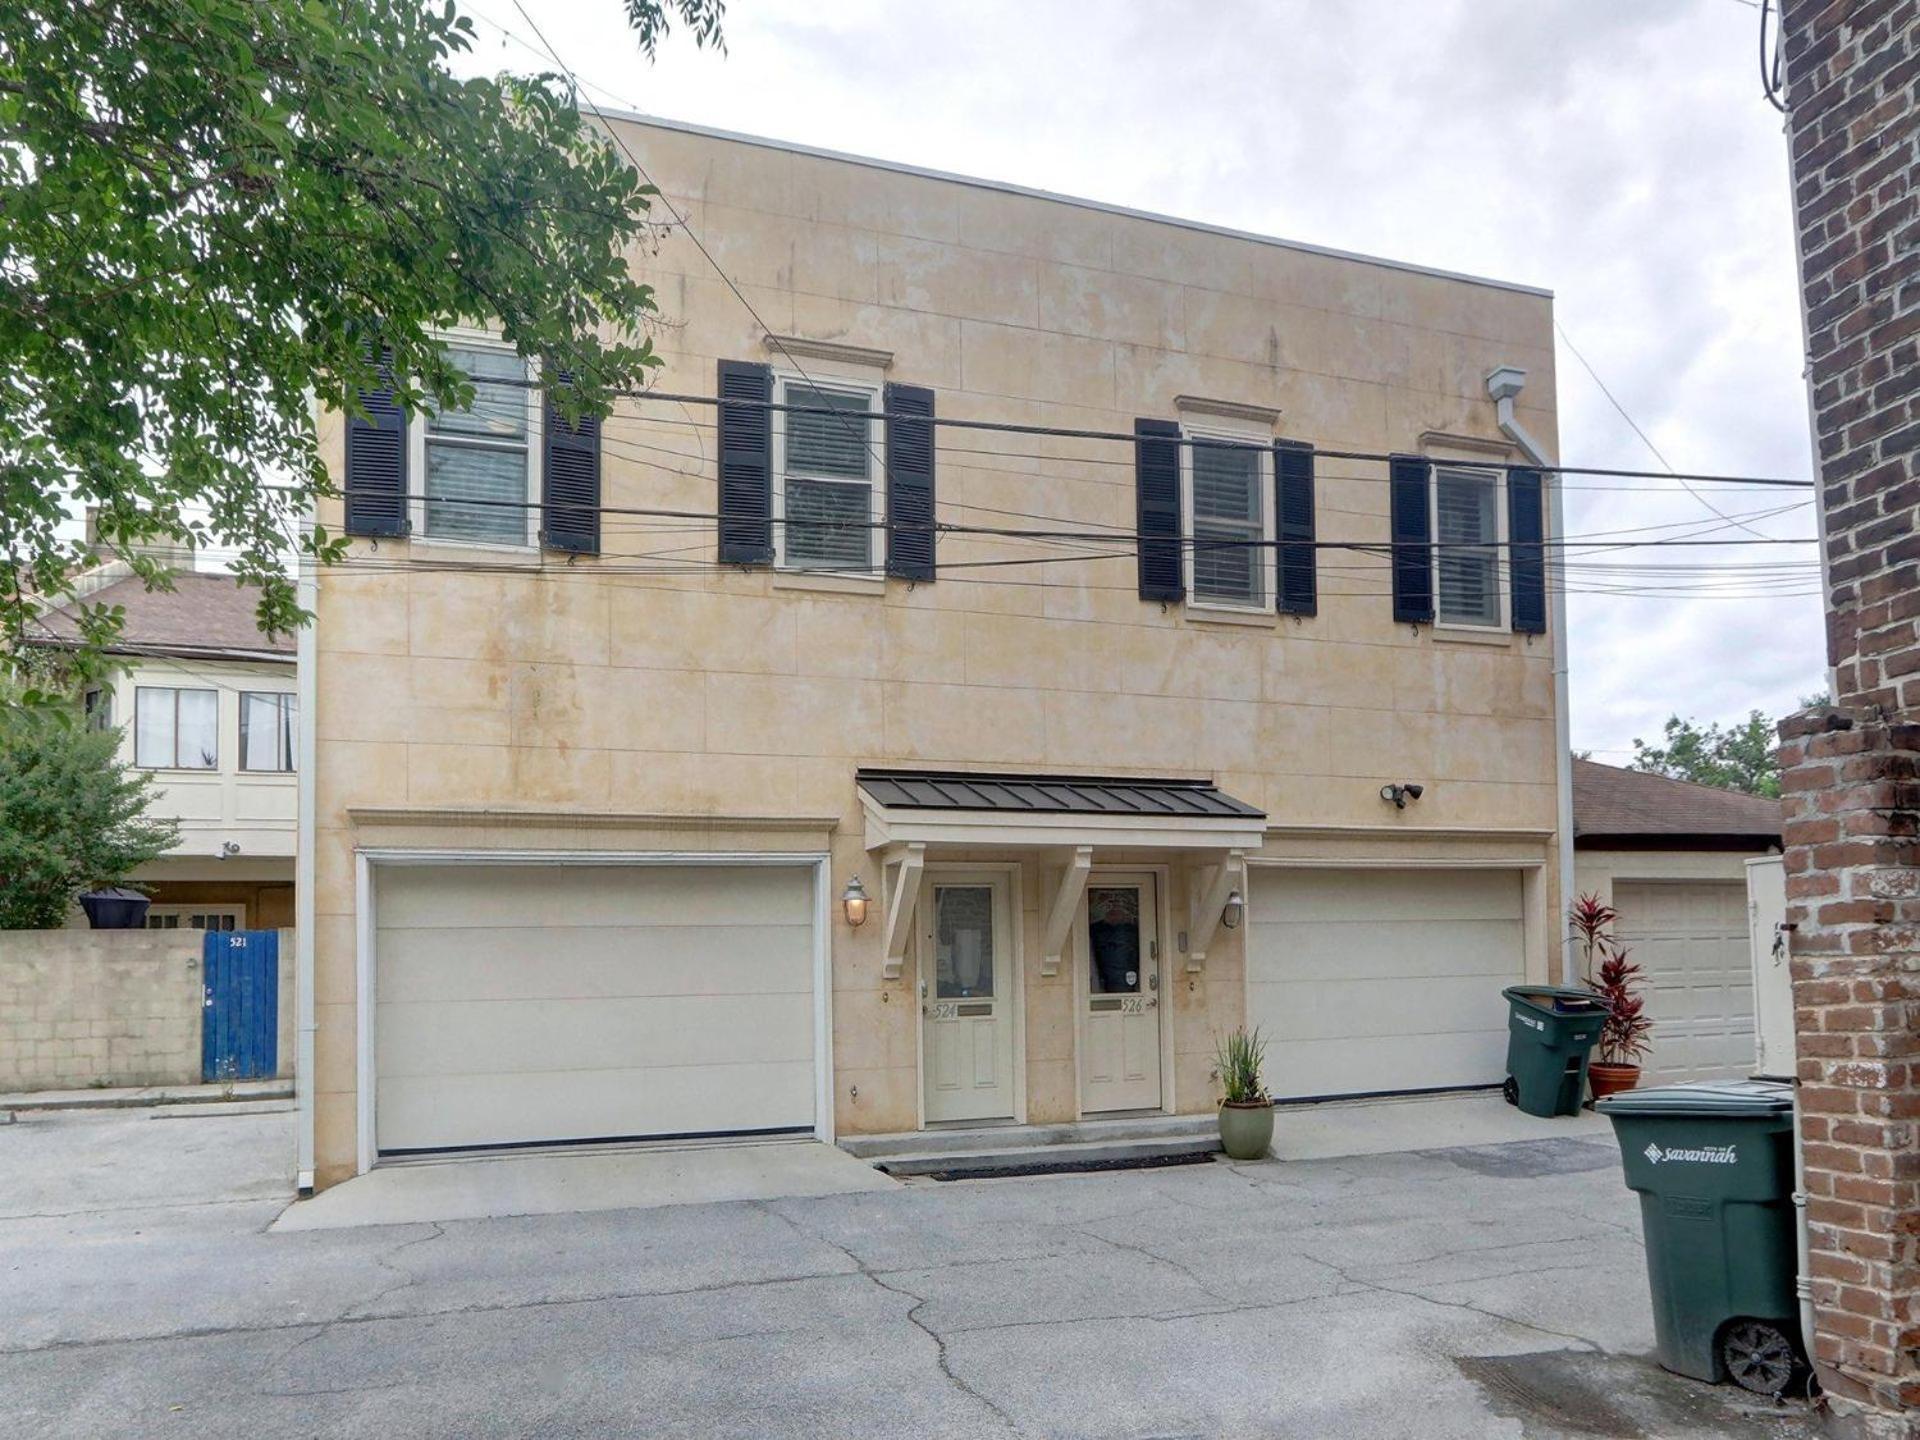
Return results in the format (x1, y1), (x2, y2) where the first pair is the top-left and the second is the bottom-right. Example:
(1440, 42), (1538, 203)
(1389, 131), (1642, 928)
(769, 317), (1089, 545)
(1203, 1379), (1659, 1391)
(0, 1080), (293, 1113)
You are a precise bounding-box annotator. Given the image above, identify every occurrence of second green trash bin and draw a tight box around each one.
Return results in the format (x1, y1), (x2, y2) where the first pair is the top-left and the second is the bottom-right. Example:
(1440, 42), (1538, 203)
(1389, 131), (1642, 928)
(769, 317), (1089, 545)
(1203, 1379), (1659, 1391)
(1597, 1079), (1803, 1395)
(1500, 985), (1609, 1117)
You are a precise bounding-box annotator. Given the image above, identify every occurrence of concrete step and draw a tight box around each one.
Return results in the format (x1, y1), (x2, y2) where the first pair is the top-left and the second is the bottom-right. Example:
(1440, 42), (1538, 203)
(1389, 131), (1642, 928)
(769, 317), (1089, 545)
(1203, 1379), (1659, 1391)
(872, 1134), (1221, 1179)
(839, 1112), (1215, 1161)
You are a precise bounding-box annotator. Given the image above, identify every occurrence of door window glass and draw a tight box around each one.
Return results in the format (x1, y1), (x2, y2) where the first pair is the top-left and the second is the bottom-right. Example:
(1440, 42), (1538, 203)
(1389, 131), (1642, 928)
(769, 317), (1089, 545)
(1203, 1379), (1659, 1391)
(934, 885), (994, 999)
(1088, 886), (1143, 994)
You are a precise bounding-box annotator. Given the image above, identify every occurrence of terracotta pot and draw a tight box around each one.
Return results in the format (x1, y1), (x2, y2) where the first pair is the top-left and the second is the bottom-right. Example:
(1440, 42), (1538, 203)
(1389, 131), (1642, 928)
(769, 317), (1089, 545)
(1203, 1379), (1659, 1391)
(1218, 1100), (1275, 1161)
(1588, 1061), (1641, 1101)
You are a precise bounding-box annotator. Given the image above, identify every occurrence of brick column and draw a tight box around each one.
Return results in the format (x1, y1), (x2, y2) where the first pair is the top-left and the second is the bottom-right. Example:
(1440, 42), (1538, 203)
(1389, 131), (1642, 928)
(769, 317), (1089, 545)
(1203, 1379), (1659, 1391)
(1778, 708), (1919, 1431)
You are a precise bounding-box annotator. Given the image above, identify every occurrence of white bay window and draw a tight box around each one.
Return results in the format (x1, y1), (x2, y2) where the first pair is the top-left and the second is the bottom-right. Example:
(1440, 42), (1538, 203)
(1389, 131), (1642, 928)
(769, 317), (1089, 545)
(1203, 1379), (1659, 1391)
(135, 686), (218, 770)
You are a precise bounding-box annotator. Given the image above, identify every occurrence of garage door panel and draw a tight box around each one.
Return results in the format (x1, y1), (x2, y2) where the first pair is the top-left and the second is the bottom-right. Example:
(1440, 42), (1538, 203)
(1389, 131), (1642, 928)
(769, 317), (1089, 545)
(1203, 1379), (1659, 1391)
(1258, 918), (1524, 983)
(377, 923), (813, 1004)
(377, 992), (814, 1080)
(1614, 881), (1754, 1085)
(1247, 867), (1527, 1100)
(1268, 1032), (1508, 1100)
(376, 864), (813, 931)
(379, 1061), (816, 1152)
(373, 863), (816, 1154)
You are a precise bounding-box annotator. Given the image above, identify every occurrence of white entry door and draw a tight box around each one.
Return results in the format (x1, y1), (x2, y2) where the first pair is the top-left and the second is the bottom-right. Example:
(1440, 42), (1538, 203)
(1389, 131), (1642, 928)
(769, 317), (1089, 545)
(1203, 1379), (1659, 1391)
(920, 875), (1017, 1123)
(1079, 875), (1163, 1114)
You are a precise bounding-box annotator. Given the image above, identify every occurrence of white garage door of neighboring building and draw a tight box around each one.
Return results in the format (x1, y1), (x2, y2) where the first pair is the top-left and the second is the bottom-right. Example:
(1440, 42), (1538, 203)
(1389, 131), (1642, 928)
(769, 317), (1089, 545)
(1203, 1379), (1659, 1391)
(373, 863), (817, 1155)
(1613, 880), (1753, 1085)
(1248, 868), (1527, 1100)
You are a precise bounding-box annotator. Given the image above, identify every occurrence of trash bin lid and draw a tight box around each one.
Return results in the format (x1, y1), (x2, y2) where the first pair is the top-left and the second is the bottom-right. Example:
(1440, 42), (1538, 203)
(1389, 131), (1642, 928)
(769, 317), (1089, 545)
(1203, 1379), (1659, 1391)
(1596, 1078), (1794, 1118)
(1502, 984), (1610, 1014)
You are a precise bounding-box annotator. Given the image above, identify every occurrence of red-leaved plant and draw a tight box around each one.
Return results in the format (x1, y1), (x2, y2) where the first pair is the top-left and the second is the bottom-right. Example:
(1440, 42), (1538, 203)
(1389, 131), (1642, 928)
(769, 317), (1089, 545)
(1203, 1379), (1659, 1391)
(1570, 892), (1654, 1066)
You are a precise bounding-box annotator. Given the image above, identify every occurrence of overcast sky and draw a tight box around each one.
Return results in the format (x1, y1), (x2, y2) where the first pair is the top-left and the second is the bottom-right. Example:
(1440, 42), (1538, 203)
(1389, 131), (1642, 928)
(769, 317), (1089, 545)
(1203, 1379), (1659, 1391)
(452, 0), (1826, 760)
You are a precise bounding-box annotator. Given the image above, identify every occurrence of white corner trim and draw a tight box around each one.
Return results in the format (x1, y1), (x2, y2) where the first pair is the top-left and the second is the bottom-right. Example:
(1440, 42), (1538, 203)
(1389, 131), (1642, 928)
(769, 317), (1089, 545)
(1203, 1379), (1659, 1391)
(763, 334), (895, 371)
(1175, 395), (1282, 428)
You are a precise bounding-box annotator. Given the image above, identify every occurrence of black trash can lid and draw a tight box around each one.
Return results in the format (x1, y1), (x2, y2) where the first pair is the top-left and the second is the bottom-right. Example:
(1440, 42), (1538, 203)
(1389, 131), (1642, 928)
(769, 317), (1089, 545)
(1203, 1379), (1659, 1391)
(1502, 984), (1610, 1014)
(1596, 1078), (1794, 1118)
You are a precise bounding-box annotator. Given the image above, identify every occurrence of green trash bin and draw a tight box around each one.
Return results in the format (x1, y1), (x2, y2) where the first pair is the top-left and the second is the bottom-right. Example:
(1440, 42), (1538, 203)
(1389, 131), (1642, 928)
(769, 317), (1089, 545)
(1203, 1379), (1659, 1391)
(1596, 1080), (1803, 1394)
(1500, 985), (1609, 1117)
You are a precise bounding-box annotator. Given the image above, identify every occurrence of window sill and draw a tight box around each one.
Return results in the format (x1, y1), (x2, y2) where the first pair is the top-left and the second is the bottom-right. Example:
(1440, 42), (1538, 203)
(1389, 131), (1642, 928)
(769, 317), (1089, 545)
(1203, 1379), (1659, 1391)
(1184, 603), (1275, 629)
(772, 569), (887, 596)
(1430, 623), (1515, 647)
(407, 536), (540, 565)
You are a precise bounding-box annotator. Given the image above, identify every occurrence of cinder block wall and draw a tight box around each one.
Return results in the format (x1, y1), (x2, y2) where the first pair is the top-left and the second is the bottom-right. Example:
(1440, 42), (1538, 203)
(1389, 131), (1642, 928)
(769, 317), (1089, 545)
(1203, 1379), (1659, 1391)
(1778, 1), (1919, 1432)
(0, 931), (205, 1091)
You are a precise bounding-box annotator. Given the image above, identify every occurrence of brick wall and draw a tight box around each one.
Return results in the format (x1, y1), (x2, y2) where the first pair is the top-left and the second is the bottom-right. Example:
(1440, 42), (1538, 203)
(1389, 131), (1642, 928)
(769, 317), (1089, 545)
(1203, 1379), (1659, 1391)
(1778, 2), (1918, 1432)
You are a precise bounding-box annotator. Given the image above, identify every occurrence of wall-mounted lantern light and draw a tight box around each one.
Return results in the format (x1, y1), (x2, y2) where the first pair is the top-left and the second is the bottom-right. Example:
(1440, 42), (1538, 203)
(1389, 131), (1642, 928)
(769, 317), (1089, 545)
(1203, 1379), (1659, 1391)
(1380, 782), (1425, 810)
(841, 875), (871, 927)
(1220, 889), (1244, 930)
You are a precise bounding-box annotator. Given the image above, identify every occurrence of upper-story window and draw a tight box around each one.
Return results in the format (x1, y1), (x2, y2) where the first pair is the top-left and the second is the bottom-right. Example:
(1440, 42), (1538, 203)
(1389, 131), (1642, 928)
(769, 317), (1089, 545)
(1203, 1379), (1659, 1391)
(413, 341), (541, 547)
(135, 686), (217, 770)
(240, 692), (297, 773)
(1184, 430), (1271, 609)
(1433, 466), (1505, 628)
(83, 687), (112, 732)
(774, 377), (883, 573)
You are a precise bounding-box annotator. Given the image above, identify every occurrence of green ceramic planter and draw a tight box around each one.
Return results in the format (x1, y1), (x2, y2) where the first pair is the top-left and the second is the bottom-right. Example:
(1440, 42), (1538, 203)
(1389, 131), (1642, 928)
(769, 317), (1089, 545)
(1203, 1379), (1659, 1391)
(1218, 1101), (1275, 1161)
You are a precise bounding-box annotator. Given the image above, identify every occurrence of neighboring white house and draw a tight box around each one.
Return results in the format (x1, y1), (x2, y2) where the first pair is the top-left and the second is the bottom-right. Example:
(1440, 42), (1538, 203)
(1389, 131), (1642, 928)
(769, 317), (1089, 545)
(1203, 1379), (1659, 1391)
(1571, 759), (1782, 1087)
(34, 562), (297, 931)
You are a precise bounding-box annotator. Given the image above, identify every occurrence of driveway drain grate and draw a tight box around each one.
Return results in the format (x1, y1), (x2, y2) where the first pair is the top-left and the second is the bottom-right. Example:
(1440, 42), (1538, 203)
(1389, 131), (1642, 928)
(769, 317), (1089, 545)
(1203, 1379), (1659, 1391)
(913, 1150), (1217, 1183)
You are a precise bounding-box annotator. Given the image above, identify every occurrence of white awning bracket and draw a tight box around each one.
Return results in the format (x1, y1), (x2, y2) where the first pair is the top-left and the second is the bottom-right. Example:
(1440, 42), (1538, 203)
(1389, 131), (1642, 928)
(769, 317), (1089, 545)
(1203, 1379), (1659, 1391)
(1187, 850), (1245, 973)
(1041, 845), (1095, 978)
(880, 843), (926, 982)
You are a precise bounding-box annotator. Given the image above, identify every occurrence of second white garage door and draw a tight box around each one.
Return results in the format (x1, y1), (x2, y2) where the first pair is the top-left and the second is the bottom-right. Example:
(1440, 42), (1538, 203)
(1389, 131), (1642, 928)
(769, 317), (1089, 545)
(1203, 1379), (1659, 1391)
(1613, 880), (1754, 1085)
(1247, 868), (1527, 1100)
(373, 862), (817, 1155)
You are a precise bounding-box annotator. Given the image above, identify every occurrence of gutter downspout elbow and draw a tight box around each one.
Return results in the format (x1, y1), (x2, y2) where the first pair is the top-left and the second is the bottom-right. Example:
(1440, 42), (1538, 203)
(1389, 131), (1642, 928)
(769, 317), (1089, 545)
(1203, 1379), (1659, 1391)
(1488, 366), (1576, 985)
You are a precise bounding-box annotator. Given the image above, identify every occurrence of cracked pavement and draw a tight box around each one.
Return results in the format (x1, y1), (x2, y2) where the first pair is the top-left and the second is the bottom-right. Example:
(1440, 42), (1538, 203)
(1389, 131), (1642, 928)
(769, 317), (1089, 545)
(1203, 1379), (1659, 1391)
(1, 1108), (1821, 1439)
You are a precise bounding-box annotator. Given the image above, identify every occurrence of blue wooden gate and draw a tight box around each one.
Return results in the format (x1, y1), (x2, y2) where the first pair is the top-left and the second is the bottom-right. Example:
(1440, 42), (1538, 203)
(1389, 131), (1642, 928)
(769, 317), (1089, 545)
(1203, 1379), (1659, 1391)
(202, 929), (279, 1082)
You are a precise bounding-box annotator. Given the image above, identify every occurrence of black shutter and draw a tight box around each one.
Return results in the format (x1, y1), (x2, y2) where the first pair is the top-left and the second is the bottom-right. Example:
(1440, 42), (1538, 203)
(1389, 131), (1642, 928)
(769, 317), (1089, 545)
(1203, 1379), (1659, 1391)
(1389, 453), (1433, 625)
(1508, 467), (1548, 634)
(1135, 418), (1184, 602)
(541, 374), (600, 555)
(885, 382), (936, 581)
(344, 353), (408, 538)
(717, 360), (773, 564)
(1274, 440), (1317, 616)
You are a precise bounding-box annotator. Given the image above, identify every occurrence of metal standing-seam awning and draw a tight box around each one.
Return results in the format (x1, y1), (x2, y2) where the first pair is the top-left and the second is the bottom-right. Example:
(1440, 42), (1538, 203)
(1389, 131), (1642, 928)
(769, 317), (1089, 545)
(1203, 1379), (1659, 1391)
(857, 768), (1268, 980)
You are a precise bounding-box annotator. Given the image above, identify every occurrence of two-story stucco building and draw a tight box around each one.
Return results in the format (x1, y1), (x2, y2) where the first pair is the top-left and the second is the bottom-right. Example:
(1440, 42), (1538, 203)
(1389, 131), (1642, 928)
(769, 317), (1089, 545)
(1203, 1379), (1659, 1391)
(300, 115), (1566, 1191)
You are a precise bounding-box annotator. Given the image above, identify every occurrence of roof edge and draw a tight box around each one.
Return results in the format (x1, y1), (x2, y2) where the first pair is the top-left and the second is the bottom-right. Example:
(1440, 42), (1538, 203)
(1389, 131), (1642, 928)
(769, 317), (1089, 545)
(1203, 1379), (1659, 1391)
(595, 110), (1556, 300)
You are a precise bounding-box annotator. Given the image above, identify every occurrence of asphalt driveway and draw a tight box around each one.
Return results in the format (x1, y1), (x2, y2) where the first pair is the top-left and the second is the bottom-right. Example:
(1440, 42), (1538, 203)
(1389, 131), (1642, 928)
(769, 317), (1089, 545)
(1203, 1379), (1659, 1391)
(0, 1106), (1819, 1439)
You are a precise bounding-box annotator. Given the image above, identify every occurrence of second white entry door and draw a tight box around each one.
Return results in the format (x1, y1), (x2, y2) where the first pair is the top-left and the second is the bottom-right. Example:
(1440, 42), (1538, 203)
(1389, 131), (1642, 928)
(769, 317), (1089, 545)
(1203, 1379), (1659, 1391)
(920, 874), (1017, 1123)
(1080, 875), (1164, 1114)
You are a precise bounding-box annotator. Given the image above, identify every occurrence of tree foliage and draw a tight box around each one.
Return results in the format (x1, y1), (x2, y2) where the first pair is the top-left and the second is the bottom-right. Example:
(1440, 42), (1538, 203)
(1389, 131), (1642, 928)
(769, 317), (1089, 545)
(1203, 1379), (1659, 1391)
(1629, 710), (1786, 798)
(0, 706), (178, 928)
(0, 0), (721, 664)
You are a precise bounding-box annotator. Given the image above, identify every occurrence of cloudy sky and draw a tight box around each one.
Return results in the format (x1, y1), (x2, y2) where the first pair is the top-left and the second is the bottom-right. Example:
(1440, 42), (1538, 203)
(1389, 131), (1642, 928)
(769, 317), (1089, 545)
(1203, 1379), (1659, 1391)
(452, 0), (1826, 760)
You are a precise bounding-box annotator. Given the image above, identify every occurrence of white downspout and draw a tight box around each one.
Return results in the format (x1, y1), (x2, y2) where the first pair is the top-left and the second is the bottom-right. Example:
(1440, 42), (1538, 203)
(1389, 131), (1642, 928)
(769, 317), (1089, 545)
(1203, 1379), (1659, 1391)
(1487, 365), (1576, 984)
(293, 415), (320, 1197)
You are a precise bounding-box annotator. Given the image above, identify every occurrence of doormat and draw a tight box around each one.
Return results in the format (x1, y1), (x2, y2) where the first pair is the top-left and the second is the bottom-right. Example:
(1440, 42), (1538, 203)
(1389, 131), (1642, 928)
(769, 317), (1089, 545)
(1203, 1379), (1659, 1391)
(918, 1150), (1217, 1182)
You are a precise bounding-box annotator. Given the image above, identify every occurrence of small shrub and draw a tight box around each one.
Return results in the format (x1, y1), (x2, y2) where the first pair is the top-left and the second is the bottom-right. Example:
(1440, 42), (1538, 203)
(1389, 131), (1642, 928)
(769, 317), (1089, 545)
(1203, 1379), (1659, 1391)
(1214, 1027), (1268, 1105)
(1570, 892), (1654, 1066)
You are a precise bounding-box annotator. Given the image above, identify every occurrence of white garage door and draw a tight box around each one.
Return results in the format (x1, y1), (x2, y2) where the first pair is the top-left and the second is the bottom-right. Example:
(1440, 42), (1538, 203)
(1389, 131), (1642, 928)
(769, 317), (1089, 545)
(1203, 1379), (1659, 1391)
(1613, 880), (1753, 1085)
(1247, 868), (1527, 1100)
(373, 863), (817, 1154)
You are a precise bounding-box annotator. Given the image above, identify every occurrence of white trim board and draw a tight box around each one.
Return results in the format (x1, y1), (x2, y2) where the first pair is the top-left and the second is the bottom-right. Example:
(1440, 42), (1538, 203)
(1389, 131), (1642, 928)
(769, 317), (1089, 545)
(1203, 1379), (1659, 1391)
(352, 848), (832, 1176)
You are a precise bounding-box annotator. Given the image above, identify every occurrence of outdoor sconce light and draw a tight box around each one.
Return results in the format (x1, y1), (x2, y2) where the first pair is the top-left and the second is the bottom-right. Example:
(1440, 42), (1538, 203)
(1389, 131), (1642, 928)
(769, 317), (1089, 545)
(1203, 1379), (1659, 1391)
(1220, 889), (1244, 930)
(1380, 782), (1425, 810)
(841, 875), (871, 927)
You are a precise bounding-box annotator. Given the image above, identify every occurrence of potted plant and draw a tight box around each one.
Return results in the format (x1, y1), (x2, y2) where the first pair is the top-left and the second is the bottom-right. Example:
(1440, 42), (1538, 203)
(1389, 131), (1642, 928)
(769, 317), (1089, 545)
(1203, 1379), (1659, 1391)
(1571, 893), (1654, 1098)
(1214, 1026), (1274, 1160)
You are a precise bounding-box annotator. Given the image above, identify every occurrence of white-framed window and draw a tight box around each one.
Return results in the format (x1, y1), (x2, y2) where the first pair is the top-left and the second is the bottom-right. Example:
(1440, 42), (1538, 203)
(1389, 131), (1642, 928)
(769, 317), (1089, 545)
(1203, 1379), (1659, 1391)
(1432, 465), (1507, 629)
(145, 906), (245, 931)
(1182, 427), (1272, 609)
(240, 692), (297, 773)
(134, 686), (218, 770)
(83, 687), (113, 732)
(409, 338), (542, 547)
(773, 375), (883, 573)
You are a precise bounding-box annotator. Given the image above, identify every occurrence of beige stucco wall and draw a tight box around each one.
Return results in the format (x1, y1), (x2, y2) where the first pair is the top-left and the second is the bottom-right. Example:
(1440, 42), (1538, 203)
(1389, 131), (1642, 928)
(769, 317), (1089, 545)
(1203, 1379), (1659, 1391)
(307, 119), (1562, 1186)
(0, 929), (296, 1092)
(1573, 847), (1771, 914)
